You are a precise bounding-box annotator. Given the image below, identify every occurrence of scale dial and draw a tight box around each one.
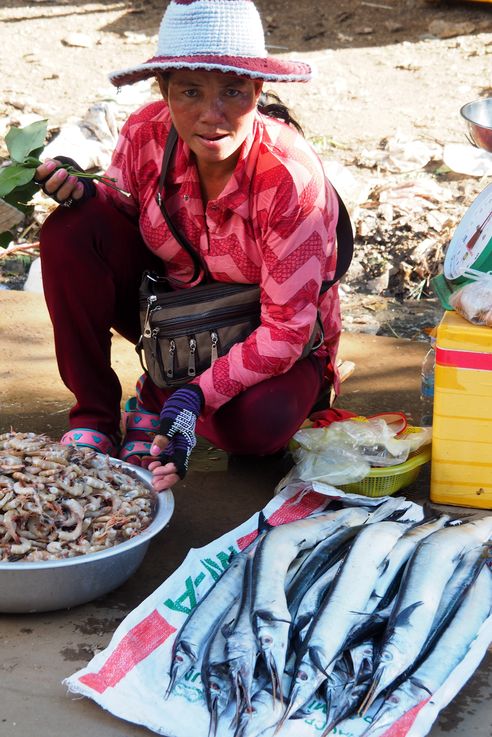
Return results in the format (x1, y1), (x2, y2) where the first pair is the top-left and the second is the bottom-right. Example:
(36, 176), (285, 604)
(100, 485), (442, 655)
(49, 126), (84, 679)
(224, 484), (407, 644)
(444, 183), (492, 281)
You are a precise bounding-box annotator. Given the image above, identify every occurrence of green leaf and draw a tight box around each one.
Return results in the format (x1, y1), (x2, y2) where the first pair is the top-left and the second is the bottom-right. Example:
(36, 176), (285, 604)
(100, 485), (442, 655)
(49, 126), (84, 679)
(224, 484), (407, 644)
(0, 164), (36, 198)
(5, 119), (48, 164)
(3, 177), (38, 215)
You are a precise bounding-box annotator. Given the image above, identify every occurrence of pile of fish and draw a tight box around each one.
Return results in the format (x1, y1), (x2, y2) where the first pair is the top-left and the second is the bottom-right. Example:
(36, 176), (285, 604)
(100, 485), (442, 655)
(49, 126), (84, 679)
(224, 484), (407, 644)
(164, 499), (492, 737)
(0, 431), (155, 561)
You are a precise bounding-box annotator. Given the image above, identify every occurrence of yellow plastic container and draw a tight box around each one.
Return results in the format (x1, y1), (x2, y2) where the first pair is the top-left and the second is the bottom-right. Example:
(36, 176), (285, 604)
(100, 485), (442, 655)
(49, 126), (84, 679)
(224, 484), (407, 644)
(430, 311), (492, 509)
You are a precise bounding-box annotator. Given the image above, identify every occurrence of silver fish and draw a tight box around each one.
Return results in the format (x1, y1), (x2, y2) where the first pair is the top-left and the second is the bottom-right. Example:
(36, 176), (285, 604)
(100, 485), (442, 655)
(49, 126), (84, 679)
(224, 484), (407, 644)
(201, 598), (241, 737)
(360, 566), (492, 737)
(286, 524), (362, 620)
(235, 688), (286, 737)
(251, 506), (373, 699)
(322, 641), (374, 736)
(367, 515), (451, 611)
(281, 520), (410, 724)
(293, 558), (344, 648)
(167, 550), (250, 695)
(224, 554), (258, 726)
(360, 515), (492, 713)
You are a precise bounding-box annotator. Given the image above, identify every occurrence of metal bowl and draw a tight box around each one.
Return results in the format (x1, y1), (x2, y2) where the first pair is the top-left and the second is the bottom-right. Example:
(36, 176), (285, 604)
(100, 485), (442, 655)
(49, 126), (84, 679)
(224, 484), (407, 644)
(460, 98), (492, 152)
(0, 461), (174, 614)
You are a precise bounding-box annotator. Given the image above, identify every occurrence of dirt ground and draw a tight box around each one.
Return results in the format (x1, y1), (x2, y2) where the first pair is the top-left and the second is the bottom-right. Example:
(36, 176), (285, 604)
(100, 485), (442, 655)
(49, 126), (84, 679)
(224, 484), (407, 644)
(1, 0), (492, 338)
(1, 0), (491, 141)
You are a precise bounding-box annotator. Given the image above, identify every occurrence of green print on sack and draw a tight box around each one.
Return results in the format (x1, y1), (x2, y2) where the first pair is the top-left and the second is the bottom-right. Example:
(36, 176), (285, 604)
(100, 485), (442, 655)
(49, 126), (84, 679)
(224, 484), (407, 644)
(164, 546), (239, 614)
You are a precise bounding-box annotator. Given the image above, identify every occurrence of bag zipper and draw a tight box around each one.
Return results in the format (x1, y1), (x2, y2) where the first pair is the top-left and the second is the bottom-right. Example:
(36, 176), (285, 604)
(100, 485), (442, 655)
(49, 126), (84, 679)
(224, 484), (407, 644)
(143, 295), (158, 338)
(188, 338), (197, 376)
(142, 282), (259, 310)
(148, 304), (259, 337)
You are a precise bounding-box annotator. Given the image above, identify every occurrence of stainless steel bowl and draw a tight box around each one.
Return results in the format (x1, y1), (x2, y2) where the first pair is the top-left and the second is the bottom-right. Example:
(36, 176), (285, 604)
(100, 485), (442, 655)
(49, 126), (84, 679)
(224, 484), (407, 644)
(460, 98), (492, 153)
(0, 461), (174, 614)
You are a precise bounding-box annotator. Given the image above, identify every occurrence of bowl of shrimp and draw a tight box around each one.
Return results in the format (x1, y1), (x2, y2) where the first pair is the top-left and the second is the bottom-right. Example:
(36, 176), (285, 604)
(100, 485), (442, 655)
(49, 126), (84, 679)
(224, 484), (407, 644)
(0, 432), (174, 613)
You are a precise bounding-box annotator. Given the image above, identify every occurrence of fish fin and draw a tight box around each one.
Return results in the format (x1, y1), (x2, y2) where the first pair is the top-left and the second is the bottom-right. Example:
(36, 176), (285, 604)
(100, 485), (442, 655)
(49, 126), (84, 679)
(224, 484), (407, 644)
(257, 511), (273, 535)
(409, 676), (433, 695)
(392, 600), (423, 628)
(378, 557), (390, 576)
(309, 645), (331, 677)
(254, 609), (291, 625)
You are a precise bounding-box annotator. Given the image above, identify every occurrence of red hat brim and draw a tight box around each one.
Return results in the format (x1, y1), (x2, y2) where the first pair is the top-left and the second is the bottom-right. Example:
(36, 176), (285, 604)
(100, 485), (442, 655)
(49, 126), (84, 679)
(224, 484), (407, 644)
(109, 54), (312, 86)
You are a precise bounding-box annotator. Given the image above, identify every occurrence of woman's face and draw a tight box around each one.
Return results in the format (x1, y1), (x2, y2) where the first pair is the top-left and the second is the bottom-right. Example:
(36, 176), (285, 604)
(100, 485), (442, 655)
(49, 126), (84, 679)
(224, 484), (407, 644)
(159, 70), (263, 172)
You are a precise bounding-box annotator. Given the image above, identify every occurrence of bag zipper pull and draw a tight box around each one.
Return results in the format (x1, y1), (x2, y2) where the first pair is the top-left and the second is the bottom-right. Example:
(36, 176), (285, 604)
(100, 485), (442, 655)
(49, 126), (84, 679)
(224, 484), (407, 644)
(211, 331), (219, 363)
(143, 295), (157, 338)
(188, 338), (197, 376)
(167, 339), (176, 378)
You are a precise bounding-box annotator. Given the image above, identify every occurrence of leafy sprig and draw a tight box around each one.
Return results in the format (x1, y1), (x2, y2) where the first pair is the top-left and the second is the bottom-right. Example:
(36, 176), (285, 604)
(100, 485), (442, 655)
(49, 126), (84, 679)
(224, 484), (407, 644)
(0, 119), (130, 200)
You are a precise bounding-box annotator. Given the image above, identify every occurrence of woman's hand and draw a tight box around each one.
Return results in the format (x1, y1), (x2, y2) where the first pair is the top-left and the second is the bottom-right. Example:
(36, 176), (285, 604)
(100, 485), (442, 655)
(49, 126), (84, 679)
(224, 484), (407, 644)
(148, 453), (181, 492)
(34, 158), (85, 205)
(148, 385), (204, 492)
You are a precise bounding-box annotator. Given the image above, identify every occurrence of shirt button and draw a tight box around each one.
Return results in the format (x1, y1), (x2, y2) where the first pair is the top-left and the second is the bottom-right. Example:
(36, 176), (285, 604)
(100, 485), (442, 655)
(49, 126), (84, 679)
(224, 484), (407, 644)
(183, 194), (189, 201)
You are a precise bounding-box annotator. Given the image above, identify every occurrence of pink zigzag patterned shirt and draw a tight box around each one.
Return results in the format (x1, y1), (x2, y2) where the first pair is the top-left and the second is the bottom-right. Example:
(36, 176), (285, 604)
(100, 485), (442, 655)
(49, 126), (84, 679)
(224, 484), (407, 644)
(100, 100), (341, 412)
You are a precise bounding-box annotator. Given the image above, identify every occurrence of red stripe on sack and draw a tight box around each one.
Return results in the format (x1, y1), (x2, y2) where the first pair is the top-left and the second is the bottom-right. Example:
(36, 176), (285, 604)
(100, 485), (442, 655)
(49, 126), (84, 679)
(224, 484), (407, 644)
(236, 490), (332, 549)
(79, 610), (176, 694)
(237, 530), (259, 550)
(268, 490), (332, 526)
(378, 696), (431, 737)
(436, 346), (492, 371)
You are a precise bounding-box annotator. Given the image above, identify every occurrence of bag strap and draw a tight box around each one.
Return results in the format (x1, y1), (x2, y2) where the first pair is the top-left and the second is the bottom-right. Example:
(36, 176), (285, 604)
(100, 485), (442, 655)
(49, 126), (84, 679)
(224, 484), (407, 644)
(156, 126), (205, 285)
(156, 125), (353, 290)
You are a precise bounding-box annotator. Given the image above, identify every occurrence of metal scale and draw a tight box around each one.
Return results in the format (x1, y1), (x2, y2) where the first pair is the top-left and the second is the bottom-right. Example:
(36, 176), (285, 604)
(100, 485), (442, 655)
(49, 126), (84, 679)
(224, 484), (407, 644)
(431, 97), (492, 309)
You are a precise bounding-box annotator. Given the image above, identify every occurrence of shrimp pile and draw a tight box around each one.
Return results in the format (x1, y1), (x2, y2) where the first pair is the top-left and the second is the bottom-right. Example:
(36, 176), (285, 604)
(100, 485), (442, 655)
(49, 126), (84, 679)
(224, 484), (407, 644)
(0, 431), (155, 562)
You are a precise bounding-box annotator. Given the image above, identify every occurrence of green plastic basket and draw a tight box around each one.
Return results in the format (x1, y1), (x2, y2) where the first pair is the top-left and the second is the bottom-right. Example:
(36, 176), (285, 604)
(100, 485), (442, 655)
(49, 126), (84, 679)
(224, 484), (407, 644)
(338, 446), (432, 498)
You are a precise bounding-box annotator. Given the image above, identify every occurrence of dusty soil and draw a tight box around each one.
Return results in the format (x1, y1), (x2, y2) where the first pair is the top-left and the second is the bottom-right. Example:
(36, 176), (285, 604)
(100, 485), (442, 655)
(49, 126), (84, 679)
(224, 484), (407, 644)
(1, 0), (492, 339)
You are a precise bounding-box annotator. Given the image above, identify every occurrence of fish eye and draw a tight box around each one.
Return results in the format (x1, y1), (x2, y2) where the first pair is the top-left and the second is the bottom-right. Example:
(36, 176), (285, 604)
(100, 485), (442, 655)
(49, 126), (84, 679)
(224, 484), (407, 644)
(297, 670), (309, 681)
(382, 651), (393, 662)
(261, 635), (273, 645)
(389, 695), (400, 704)
(176, 654), (184, 663)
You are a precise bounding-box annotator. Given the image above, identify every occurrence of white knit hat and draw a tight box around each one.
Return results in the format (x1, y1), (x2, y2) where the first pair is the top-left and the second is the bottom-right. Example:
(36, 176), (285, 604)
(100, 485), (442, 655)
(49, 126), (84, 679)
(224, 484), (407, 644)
(109, 0), (312, 86)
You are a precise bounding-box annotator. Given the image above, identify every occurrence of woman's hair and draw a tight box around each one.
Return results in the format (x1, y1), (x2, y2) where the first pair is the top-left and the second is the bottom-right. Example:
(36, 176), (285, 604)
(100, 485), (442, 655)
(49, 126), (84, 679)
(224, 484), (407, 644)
(258, 91), (304, 135)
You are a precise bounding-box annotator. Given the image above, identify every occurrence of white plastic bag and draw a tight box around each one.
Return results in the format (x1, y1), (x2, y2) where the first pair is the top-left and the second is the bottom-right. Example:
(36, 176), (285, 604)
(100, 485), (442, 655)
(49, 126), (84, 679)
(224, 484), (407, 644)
(278, 419), (432, 490)
(449, 275), (492, 327)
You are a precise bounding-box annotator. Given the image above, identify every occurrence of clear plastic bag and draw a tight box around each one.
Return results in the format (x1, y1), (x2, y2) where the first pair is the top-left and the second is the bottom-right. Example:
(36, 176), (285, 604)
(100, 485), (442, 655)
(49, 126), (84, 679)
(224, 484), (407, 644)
(449, 275), (492, 327)
(282, 418), (432, 488)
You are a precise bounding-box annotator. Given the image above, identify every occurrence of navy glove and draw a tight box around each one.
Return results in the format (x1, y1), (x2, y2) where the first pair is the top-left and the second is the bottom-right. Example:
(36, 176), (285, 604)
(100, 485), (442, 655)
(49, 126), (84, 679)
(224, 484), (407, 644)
(34, 156), (96, 205)
(153, 385), (204, 479)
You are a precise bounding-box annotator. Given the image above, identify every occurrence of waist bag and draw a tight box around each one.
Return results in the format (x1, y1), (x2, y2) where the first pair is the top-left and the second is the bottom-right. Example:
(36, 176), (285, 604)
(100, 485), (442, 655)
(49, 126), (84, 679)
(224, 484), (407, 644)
(137, 127), (354, 389)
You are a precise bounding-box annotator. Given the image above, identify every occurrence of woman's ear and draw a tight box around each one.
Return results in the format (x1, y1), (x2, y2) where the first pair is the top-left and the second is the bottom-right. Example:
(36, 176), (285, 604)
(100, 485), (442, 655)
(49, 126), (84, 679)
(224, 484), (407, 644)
(254, 80), (263, 102)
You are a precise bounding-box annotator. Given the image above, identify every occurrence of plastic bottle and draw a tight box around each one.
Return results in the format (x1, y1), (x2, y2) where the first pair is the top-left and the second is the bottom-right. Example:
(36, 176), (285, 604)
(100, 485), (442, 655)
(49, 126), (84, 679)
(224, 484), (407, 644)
(420, 344), (435, 426)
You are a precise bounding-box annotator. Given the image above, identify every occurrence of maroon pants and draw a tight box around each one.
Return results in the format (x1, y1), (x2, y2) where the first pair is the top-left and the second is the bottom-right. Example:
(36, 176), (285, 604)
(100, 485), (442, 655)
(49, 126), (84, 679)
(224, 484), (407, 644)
(39, 197), (326, 455)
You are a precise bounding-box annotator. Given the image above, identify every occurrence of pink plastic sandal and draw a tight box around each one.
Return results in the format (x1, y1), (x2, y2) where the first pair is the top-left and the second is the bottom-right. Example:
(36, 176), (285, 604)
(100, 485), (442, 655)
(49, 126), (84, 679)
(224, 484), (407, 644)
(60, 428), (119, 457)
(119, 397), (160, 467)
